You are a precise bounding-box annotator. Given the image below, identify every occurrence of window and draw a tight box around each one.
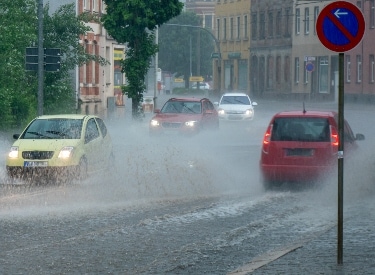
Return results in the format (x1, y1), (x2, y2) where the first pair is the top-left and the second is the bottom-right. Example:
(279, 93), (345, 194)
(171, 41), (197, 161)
(223, 18), (227, 40)
(284, 56), (290, 82)
(284, 8), (291, 37)
(237, 16), (241, 39)
(251, 13), (257, 40)
(370, 54), (375, 82)
(205, 15), (213, 29)
(244, 15), (248, 38)
(304, 8), (309, 34)
(295, 8), (300, 34)
(346, 55), (351, 82)
(260, 12), (265, 39)
(276, 10), (282, 36)
(267, 56), (274, 88)
(357, 55), (362, 82)
(216, 18), (220, 40)
(356, 1), (361, 8)
(93, 0), (97, 12)
(230, 17), (234, 39)
(85, 119), (100, 143)
(319, 57), (329, 93)
(295, 57), (300, 83)
(276, 56), (281, 84)
(84, 0), (89, 10)
(314, 7), (319, 34)
(268, 11), (273, 37)
(371, 0), (375, 28)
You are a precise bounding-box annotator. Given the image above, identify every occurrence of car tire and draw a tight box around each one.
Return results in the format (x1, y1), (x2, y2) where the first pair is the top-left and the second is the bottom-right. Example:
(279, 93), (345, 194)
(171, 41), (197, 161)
(77, 157), (88, 181)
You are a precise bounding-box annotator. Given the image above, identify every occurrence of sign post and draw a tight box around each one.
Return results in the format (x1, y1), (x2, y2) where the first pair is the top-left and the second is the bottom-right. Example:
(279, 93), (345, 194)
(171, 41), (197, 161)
(316, 1), (365, 265)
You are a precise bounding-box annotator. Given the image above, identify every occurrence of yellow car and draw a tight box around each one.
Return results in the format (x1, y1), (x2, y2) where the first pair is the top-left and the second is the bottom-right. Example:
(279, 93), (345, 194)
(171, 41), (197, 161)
(6, 114), (113, 183)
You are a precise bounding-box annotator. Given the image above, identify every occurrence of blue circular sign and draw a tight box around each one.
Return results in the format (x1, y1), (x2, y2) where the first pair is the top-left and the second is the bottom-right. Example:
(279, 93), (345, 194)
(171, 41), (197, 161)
(316, 1), (365, 52)
(306, 62), (314, 72)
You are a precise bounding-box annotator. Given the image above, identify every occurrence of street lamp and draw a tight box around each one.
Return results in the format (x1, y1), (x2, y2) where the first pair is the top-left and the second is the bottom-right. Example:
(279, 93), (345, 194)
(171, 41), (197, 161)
(164, 23), (222, 93)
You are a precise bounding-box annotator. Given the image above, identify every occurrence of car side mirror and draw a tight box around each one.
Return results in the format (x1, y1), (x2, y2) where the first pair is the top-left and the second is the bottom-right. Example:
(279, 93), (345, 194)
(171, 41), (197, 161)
(252, 102), (258, 106)
(13, 134), (20, 140)
(154, 109), (161, 113)
(355, 133), (365, 141)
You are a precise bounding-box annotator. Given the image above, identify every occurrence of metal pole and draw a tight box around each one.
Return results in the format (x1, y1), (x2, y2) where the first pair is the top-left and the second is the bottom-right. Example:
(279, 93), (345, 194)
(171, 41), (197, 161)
(154, 27), (158, 110)
(37, 0), (44, 116)
(337, 52), (344, 265)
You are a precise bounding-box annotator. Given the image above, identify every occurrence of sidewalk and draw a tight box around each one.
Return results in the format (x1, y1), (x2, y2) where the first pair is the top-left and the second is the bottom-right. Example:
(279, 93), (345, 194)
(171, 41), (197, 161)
(230, 197), (375, 274)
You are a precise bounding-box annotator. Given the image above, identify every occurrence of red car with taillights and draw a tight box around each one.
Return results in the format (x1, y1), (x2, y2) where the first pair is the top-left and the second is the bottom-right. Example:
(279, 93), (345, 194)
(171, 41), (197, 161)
(260, 110), (365, 189)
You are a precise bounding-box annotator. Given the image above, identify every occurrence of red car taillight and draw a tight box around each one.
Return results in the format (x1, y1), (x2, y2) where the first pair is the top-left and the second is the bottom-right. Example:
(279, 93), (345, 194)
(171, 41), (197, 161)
(330, 125), (339, 147)
(262, 124), (273, 153)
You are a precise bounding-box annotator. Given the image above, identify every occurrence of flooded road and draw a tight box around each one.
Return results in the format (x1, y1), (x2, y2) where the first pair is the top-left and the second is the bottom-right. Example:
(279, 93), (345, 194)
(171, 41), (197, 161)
(0, 99), (374, 274)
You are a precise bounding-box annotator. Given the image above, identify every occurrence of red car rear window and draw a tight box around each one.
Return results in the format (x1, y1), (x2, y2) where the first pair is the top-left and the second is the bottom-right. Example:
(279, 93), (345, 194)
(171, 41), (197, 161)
(271, 117), (330, 142)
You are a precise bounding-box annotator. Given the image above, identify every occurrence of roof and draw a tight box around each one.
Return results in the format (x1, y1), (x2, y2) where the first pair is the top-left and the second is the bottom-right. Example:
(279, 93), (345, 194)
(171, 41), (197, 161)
(273, 110), (337, 118)
(36, 114), (92, 120)
(221, 92), (249, 97)
(168, 97), (207, 102)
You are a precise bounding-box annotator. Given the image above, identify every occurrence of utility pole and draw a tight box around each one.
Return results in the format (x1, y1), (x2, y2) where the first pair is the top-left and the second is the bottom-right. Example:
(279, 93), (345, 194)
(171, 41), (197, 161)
(37, 0), (44, 116)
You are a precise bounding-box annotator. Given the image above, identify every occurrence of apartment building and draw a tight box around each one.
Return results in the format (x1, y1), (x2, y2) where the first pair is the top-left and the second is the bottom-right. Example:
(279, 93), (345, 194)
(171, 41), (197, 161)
(49, 0), (126, 116)
(249, 0), (293, 98)
(215, 0), (251, 92)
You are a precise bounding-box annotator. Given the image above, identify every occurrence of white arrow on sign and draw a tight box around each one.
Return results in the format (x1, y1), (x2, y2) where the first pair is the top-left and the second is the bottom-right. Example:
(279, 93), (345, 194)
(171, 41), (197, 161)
(334, 9), (348, 18)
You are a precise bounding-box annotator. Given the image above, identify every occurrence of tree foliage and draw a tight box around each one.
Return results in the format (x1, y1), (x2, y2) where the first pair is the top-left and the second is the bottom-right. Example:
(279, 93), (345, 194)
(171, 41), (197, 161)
(102, 0), (183, 118)
(0, 1), (107, 129)
(158, 12), (215, 88)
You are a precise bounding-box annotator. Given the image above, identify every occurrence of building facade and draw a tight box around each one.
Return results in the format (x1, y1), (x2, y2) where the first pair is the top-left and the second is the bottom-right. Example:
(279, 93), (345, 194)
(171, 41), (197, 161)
(249, 0), (293, 98)
(213, 0), (375, 102)
(49, 0), (126, 117)
(214, 0), (251, 93)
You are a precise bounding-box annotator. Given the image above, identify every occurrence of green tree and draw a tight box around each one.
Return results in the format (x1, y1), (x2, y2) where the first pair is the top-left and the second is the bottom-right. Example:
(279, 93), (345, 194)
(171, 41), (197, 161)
(0, 1), (107, 129)
(0, 0), (37, 128)
(158, 12), (215, 88)
(101, 0), (183, 119)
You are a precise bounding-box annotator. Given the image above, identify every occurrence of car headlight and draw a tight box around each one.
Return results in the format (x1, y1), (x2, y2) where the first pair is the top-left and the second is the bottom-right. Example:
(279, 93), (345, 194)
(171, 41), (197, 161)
(185, 121), (198, 127)
(150, 119), (160, 127)
(245, 109), (254, 115)
(8, 146), (19, 158)
(58, 146), (74, 159)
(218, 109), (225, 115)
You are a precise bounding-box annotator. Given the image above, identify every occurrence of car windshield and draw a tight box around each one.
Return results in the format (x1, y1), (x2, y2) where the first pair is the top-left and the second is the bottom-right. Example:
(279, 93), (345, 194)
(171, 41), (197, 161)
(271, 117), (330, 142)
(22, 118), (83, 139)
(161, 101), (201, 114)
(220, 95), (250, 105)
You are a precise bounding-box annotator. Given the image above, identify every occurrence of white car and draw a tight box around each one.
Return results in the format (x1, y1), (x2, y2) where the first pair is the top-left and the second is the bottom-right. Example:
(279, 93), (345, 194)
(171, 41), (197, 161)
(216, 92), (257, 121)
(191, 82), (211, 90)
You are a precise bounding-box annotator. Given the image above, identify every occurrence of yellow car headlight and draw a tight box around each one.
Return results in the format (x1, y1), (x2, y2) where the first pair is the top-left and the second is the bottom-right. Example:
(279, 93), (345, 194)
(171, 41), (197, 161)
(8, 146), (19, 158)
(58, 146), (74, 159)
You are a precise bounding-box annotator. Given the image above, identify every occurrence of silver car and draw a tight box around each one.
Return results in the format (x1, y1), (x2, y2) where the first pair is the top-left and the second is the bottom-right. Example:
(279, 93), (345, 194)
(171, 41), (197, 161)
(216, 92), (257, 121)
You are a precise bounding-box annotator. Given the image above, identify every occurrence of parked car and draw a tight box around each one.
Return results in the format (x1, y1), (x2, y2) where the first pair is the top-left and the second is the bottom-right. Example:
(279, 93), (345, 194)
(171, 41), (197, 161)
(216, 92), (257, 121)
(6, 114), (113, 184)
(142, 96), (154, 113)
(260, 110), (365, 190)
(149, 97), (219, 136)
(191, 82), (211, 90)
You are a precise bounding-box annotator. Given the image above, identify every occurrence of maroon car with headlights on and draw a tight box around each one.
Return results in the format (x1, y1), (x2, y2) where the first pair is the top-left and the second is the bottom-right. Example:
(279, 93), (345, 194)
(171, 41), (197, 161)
(260, 110), (365, 190)
(149, 97), (219, 136)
